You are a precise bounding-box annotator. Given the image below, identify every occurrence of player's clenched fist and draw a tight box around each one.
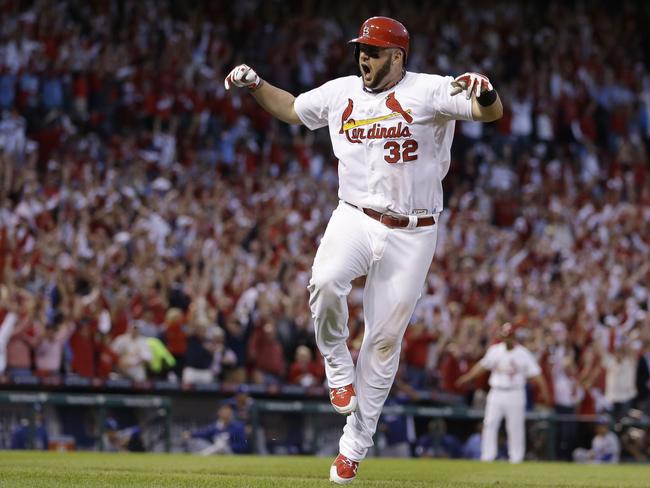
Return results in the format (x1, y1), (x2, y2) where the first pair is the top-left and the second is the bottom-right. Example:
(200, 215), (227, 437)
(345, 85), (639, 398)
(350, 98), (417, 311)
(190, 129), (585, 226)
(450, 72), (493, 100)
(224, 64), (262, 90)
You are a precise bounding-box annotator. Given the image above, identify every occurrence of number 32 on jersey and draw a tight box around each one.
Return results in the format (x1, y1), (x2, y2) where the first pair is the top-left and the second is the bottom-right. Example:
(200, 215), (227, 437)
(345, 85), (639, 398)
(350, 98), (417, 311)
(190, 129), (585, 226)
(384, 139), (418, 164)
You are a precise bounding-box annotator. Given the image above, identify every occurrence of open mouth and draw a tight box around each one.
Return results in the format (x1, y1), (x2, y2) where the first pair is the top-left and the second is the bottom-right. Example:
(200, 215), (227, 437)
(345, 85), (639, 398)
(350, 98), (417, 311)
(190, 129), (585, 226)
(361, 63), (371, 80)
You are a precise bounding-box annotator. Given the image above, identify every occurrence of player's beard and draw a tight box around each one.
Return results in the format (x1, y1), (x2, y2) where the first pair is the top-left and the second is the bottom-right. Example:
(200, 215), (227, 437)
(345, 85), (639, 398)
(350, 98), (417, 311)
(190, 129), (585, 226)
(365, 57), (392, 91)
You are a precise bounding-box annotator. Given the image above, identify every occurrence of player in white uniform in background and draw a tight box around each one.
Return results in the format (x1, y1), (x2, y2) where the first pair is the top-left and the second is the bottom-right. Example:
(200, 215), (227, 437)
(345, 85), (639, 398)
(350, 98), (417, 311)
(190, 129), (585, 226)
(456, 323), (550, 464)
(226, 16), (503, 483)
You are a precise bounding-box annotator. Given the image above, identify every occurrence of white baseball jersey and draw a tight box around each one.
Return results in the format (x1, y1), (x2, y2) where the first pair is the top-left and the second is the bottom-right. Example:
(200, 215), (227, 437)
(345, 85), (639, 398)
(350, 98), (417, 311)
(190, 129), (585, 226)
(602, 354), (637, 403)
(480, 342), (541, 389)
(294, 72), (473, 215)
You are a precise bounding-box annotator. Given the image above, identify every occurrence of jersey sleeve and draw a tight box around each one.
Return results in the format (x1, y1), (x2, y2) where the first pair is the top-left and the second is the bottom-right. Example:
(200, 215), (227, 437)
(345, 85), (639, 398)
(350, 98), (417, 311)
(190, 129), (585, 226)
(294, 84), (330, 130)
(523, 349), (542, 377)
(479, 345), (497, 370)
(431, 75), (474, 121)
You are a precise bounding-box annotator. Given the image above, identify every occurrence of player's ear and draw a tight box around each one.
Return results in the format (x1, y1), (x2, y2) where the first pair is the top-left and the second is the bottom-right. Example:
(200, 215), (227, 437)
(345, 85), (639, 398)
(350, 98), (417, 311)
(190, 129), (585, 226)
(393, 49), (403, 66)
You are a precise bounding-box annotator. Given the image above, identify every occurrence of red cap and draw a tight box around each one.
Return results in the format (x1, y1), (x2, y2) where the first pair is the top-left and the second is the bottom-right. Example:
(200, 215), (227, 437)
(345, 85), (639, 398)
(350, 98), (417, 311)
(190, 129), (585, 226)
(349, 17), (410, 58)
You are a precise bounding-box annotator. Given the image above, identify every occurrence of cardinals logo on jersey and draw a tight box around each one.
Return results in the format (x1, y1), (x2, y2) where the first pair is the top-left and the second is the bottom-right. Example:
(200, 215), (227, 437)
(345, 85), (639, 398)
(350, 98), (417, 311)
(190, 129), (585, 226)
(385, 93), (413, 124)
(339, 99), (354, 134)
(339, 92), (414, 144)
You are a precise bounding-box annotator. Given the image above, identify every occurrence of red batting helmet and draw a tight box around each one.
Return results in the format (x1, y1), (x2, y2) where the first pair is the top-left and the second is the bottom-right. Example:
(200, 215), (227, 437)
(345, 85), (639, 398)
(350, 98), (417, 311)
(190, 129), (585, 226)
(349, 16), (410, 60)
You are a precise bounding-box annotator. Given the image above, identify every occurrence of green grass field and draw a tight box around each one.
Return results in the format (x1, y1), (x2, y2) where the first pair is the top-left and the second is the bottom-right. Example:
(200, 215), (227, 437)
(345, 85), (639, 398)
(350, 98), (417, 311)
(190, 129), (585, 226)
(0, 451), (648, 487)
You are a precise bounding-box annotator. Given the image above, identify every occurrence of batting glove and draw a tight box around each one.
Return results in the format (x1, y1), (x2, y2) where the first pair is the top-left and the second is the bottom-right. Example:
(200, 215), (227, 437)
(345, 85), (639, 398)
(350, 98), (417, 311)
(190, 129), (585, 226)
(450, 72), (493, 100)
(224, 64), (262, 91)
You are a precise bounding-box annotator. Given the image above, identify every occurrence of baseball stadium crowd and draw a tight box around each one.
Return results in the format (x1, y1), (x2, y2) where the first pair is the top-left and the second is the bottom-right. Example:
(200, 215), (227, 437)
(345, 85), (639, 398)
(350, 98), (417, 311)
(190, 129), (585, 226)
(0, 0), (650, 459)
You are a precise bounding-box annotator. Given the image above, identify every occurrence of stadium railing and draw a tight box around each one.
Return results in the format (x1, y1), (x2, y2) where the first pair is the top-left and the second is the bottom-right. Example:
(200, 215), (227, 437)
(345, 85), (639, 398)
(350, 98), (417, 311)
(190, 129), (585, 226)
(2, 390), (648, 459)
(0, 391), (172, 452)
(250, 399), (650, 459)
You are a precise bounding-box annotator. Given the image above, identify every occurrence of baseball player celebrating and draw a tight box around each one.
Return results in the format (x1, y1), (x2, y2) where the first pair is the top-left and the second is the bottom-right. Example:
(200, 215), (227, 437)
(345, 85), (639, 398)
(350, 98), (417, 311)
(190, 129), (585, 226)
(456, 323), (551, 464)
(226, 16), (502, 483)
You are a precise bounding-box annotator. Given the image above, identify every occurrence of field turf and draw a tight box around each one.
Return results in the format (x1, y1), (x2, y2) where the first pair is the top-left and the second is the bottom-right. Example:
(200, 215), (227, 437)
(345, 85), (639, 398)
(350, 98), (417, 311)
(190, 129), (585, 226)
(0, 451), (648, 487)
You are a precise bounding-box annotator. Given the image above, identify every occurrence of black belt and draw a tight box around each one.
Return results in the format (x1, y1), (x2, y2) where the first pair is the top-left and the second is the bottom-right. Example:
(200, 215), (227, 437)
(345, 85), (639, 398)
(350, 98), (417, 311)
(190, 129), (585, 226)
(345, 201), (436, 229)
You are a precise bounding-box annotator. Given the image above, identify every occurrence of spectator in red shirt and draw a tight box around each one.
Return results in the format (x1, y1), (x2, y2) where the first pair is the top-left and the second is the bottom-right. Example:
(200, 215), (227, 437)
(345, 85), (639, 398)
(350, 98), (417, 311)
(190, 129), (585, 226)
(96, 333), (118, 379)
(287, 345), (324, 387)
(403, 319), (438, 389)
(439, 340), (482, 402)
(59, 288), (102, 378)
(247, 321), (286, 384)
(68, 317), (97, 378)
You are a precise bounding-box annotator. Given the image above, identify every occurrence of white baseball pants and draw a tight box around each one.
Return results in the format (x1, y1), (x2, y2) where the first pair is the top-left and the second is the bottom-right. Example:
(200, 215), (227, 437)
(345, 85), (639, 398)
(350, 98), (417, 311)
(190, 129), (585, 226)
(481, 388), (526, 463)
(308, 201), (437, 461)
(0, 312), (17, 373)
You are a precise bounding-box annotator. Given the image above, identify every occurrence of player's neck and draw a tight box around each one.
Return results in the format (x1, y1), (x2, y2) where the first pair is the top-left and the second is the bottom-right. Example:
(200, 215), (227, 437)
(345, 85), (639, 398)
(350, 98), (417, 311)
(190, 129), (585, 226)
(364, 69), (405, 94)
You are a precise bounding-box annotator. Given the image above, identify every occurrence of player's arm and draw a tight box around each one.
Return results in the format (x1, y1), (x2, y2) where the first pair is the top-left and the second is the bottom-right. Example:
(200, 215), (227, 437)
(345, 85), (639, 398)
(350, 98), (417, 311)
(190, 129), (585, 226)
(224, 64), (302, 125)
(470, 91), (502, 122)
(455, 363), (488, 388)
(450, 72), (503, 123)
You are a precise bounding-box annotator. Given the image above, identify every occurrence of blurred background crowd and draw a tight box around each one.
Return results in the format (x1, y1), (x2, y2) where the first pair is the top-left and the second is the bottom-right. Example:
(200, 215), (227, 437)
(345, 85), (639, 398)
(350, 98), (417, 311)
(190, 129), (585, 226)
(0, 0), (650, 459)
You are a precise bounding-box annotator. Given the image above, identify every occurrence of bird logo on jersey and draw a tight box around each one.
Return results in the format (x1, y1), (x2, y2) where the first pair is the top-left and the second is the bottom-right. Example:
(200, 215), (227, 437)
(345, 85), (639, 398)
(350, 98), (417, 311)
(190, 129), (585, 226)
(339, 92), (413, 144)
(385, 93), (413, 123)
(339, 99), (354, 134)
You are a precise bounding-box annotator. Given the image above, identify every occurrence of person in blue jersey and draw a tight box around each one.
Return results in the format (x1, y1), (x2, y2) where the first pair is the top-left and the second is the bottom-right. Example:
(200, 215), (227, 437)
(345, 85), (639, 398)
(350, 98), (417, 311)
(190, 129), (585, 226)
(10, 408), (48, 450)
(182, 402), (250, 455)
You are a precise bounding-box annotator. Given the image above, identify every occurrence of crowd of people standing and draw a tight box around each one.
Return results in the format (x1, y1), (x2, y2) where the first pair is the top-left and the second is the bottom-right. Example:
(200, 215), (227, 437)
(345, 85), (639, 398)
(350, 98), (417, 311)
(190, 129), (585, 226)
(0, 2), (648, 452)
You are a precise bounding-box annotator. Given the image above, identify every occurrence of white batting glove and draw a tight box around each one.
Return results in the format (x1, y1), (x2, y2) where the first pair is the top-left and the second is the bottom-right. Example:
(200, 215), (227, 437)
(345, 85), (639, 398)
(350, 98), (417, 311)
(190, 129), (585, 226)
(224, 64), (262, 91)
(450, 72), (493, 100)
